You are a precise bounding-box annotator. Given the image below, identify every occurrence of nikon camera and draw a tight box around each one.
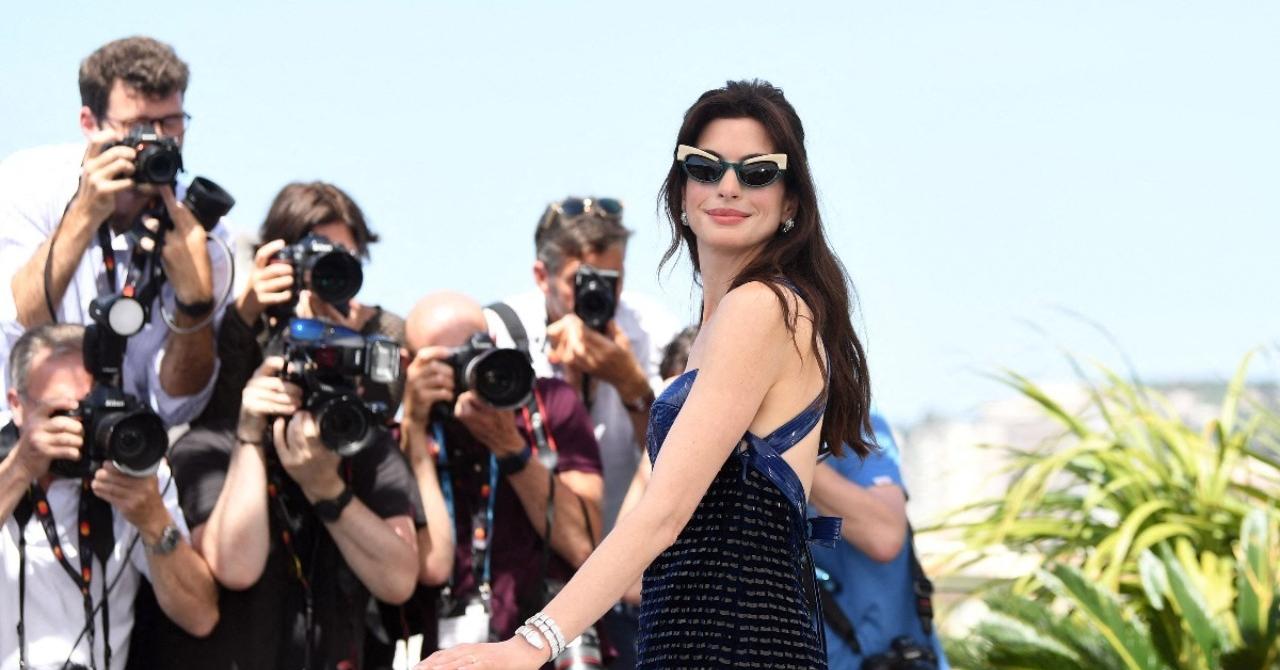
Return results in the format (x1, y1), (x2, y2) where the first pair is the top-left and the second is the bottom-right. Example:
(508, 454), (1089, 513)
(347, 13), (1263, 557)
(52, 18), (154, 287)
(282, 318), (400, 456)
(272, 233), (364, 309)
(573, 265), (619, 332)
(105, 124), (183, 185)
(447, 332), (535, 411)
(50, 384), (169, 479)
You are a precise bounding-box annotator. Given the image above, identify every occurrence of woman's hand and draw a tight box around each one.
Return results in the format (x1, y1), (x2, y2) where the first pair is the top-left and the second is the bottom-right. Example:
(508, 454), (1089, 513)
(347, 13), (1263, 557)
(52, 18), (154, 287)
(416, 637), (547, 670)
(235, 239), (293, 325)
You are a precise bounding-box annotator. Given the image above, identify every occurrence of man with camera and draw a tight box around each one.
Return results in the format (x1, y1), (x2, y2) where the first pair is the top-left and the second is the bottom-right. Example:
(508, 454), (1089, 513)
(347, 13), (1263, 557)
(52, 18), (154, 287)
(397, 291), (605, 665)
(0, 36), (230, 429)
(134, 325), (422, 668)
(0, 323), (218, 670)
(485, 198), (675, 667)
(809, 413), (950, 670)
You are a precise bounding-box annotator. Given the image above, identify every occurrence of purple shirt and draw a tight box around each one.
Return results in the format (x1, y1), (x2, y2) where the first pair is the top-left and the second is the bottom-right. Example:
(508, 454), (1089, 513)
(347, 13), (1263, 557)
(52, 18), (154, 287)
(432, 377), (603, 644)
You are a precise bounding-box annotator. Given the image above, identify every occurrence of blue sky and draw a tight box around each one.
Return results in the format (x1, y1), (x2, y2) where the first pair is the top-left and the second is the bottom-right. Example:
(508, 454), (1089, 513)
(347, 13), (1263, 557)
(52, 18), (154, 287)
(3, 2), (1277, 423)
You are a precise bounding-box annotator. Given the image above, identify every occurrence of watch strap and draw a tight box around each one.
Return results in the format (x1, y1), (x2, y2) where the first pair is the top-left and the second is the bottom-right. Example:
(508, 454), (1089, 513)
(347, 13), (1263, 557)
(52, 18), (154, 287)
(146, 524), (182, 556)
(497, 443), (533, 476)
(313, 486), (354, 523)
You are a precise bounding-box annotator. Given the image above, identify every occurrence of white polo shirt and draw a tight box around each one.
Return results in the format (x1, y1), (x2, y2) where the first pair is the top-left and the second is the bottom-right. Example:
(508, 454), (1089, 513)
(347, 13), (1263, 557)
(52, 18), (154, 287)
(486, 289), (679, 531)
(0, 143), (231, 428)
(0, 461), (188, 670)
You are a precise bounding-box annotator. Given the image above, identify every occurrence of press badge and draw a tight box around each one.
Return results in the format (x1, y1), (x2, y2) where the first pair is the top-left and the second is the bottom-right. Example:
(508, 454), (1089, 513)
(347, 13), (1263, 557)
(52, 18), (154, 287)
(437, 600), (491, 647)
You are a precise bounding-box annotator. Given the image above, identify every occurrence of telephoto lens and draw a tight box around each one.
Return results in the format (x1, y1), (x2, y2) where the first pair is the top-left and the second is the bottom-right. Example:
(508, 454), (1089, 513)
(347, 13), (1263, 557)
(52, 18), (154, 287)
(448, 332), (535, 410)
(273, 233), (364, 306)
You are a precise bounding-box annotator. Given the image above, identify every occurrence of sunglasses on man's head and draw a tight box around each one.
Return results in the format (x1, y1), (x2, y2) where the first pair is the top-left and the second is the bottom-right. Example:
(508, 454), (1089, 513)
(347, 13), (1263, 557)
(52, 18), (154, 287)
(676, 145), (788, 188)
(554, 197), (624, 218)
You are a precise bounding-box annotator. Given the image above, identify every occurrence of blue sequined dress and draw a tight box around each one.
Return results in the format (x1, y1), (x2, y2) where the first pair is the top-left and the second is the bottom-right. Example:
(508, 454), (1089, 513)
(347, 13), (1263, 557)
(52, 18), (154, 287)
(635, 366), (841, 669)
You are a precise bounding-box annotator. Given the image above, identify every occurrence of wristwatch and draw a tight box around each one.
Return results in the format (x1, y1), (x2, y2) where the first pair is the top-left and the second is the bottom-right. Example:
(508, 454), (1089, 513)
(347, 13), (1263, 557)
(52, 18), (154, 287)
(497, 443), (533, 476)
(145, 524), (182, 556)
(623, 388), (656, 414)
(313, 486), (354, 523)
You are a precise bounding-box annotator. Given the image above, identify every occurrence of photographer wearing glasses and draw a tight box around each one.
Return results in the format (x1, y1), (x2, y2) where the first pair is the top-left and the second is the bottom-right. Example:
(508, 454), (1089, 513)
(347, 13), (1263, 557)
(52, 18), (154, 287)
(0, 324), (218, 670)
(0, 36), (231, 429)
(485, 199), (676, 668)
(383, 291), (605, 666)
(809, 413), (949, 670)
(186, 180), (405, 431)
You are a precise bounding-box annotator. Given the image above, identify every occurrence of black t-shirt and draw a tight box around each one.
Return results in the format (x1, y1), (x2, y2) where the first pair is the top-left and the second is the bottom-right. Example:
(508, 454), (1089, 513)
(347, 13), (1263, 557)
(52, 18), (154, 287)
(128, 422), (424, 670)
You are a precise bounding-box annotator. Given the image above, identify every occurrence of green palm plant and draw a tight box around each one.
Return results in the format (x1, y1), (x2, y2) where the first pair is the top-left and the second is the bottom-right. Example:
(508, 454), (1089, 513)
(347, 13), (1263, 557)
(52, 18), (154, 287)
(941, 353), (1280, 669)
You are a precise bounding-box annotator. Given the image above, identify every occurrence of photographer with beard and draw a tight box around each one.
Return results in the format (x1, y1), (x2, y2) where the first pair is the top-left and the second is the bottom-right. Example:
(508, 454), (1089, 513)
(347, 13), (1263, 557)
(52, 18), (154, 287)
(484, 200), (676, 667)
(381, 291), (604, 666)
(0, 324), (218, 670)
(0, 36), (230, 428)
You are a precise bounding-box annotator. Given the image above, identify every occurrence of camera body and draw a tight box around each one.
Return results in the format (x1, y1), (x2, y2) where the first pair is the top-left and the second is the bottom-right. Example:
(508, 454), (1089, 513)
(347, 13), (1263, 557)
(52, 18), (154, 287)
(282, 318), (399, 456)
(446, 332), (535, 411)
(272, 233), (364, 308)
(106, 125), (183, 185)
(572, 265), (619, 332)
(861, 636), (938, 670)
(49, 383), (169, 479)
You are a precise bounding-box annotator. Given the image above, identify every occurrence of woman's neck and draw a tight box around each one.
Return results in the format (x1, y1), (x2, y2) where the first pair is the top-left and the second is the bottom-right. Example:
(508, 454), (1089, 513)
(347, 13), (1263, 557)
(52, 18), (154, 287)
(696, 242), (759, 323)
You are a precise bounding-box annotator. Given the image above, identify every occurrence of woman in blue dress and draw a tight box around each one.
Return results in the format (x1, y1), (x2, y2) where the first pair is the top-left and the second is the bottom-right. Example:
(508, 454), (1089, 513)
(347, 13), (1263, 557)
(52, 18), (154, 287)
(420, 79), (874, 670)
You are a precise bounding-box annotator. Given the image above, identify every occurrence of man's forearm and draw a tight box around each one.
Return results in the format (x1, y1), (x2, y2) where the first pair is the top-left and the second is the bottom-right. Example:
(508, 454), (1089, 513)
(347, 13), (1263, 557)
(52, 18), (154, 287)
(13, 207), (98, 327)
(144, 517), (220, 638)
(324, 504), (418, 604)
(200, 439), (271, 590)
(404, 423), (456, 586)
(506, 459), (599, 567)
(810, 465), (908, 562)
(0, 455), (33, 523)
(159, 319), (215, 396)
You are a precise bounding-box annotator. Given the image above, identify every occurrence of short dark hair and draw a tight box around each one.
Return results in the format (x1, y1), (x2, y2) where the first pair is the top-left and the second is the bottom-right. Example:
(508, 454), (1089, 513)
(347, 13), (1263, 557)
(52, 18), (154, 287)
(659, 325), (700, 380)
(259, 182), (379, 259)
(535, 198), (631, 273)
(7, 324), (85, 399)
(79, 36), (190, 120)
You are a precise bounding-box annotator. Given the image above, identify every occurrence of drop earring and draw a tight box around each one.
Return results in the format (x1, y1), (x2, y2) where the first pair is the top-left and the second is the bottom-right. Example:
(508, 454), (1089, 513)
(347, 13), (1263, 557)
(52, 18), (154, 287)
(781, 218), (795, 233)
(680, 211), (689, 226)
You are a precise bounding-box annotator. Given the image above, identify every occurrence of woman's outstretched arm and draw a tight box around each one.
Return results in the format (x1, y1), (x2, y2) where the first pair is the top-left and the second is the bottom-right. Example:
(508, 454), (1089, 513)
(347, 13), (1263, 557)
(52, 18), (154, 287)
(419, 282), (812, 669)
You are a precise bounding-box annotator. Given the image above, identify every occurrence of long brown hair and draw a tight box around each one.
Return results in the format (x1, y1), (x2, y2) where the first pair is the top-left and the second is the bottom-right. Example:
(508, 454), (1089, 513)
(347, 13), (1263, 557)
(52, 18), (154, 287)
(658, 80), (872, 458)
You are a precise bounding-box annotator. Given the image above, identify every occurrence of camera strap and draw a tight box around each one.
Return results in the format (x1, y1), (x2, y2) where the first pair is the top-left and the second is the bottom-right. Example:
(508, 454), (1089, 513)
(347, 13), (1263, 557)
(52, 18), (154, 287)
(432, 421), (498, 606)
(96, 224), (118, 295)
(485, 302), (529, 354)
(815, 525), (938, 658)
(906, 525), (935, 635)
(21, 480), (116, 670)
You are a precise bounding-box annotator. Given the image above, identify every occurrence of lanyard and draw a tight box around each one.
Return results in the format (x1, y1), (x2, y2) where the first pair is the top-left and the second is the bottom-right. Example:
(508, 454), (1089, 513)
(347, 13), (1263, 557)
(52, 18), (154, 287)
(433, 421), (498, 602)
(265, 457), (351, 670)
(24, 481), (114, 670)
(96, 224), (119, 298)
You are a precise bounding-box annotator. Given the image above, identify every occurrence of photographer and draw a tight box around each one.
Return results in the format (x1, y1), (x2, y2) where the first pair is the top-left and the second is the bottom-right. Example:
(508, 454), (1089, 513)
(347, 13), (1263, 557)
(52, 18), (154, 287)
(142, 349), (422, 669)
(0, 324), (218, 670)
(809, 413), (950, 670)
(0, 36), (231, 428)
(485, 199), (675, 667)
(189, 180), (405, 430)
(395, 291), (604, 664)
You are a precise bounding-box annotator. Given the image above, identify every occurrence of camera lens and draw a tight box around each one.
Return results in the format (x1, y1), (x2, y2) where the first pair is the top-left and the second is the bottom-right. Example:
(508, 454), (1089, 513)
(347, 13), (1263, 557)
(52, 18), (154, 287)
(314, 395), (373, 457)
(466, 349), (535, 410)
(306, 251), (363, 304)
(98, 410), (168, 477)
(136, 144), (182, 184)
